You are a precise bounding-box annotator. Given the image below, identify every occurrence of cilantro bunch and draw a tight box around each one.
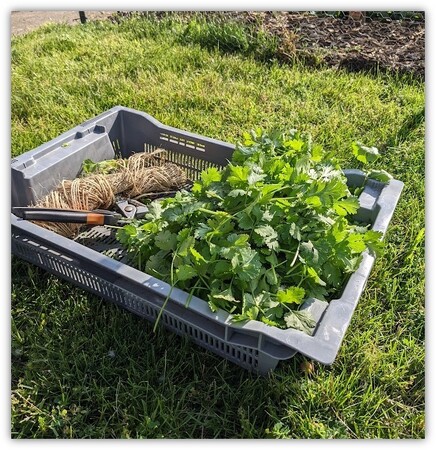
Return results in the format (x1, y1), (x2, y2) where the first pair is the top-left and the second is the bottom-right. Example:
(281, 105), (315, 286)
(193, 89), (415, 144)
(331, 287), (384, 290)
(117, 129), (387, 334)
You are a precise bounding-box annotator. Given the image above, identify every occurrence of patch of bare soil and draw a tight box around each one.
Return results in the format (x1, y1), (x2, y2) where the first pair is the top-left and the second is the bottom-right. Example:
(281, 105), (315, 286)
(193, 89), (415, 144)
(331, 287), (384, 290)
(241, 12), (425, 79)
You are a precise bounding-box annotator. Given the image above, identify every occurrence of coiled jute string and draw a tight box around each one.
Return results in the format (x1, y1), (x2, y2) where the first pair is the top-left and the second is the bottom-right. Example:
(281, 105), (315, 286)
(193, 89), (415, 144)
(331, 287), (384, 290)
(32, 150), (187, 237)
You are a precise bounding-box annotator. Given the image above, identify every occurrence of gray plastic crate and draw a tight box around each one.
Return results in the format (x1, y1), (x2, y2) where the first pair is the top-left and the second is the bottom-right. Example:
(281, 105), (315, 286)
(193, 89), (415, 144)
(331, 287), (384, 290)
(11, 106), (404, 374)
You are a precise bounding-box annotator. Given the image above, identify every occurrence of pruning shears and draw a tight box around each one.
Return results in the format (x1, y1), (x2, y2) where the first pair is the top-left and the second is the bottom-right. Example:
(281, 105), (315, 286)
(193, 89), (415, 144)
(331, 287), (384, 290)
(12, 199), (148, 226)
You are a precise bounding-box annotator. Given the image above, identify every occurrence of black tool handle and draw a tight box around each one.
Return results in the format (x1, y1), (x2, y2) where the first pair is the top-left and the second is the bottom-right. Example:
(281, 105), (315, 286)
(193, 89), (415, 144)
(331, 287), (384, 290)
(12, 208), (120, 225)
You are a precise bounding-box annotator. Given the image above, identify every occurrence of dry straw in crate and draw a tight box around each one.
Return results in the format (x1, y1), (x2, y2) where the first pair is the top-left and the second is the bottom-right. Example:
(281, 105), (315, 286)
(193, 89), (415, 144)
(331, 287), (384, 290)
(32, 149), (188, 237)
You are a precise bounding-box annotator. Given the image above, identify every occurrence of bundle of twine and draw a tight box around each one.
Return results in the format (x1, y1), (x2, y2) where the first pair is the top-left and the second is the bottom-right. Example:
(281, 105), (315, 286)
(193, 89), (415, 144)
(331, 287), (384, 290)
(33, 149), (187, 237)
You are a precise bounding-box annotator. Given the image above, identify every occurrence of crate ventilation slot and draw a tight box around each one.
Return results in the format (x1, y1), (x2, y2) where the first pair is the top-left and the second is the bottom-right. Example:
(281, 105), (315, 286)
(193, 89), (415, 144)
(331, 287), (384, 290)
(160, 132), (206, 152)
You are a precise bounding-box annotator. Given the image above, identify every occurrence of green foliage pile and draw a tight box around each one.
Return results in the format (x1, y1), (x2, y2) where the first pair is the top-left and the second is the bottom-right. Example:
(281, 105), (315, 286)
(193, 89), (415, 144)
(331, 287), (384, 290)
(118, 130), (386, 332)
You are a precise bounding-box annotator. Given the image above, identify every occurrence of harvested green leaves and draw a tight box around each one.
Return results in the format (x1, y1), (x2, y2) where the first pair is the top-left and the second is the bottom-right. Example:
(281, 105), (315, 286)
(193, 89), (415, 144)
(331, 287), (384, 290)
(81, 158), (121, 175)
(117, 129), (387, 333)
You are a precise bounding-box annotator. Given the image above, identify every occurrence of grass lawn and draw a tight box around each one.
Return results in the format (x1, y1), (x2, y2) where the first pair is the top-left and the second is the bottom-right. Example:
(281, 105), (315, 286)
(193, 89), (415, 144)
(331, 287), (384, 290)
(11, 16), (425, 438)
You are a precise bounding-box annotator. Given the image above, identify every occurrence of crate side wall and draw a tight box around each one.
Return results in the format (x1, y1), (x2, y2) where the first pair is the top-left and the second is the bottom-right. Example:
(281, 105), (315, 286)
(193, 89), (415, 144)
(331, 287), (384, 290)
(11, 228), (279, 374)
